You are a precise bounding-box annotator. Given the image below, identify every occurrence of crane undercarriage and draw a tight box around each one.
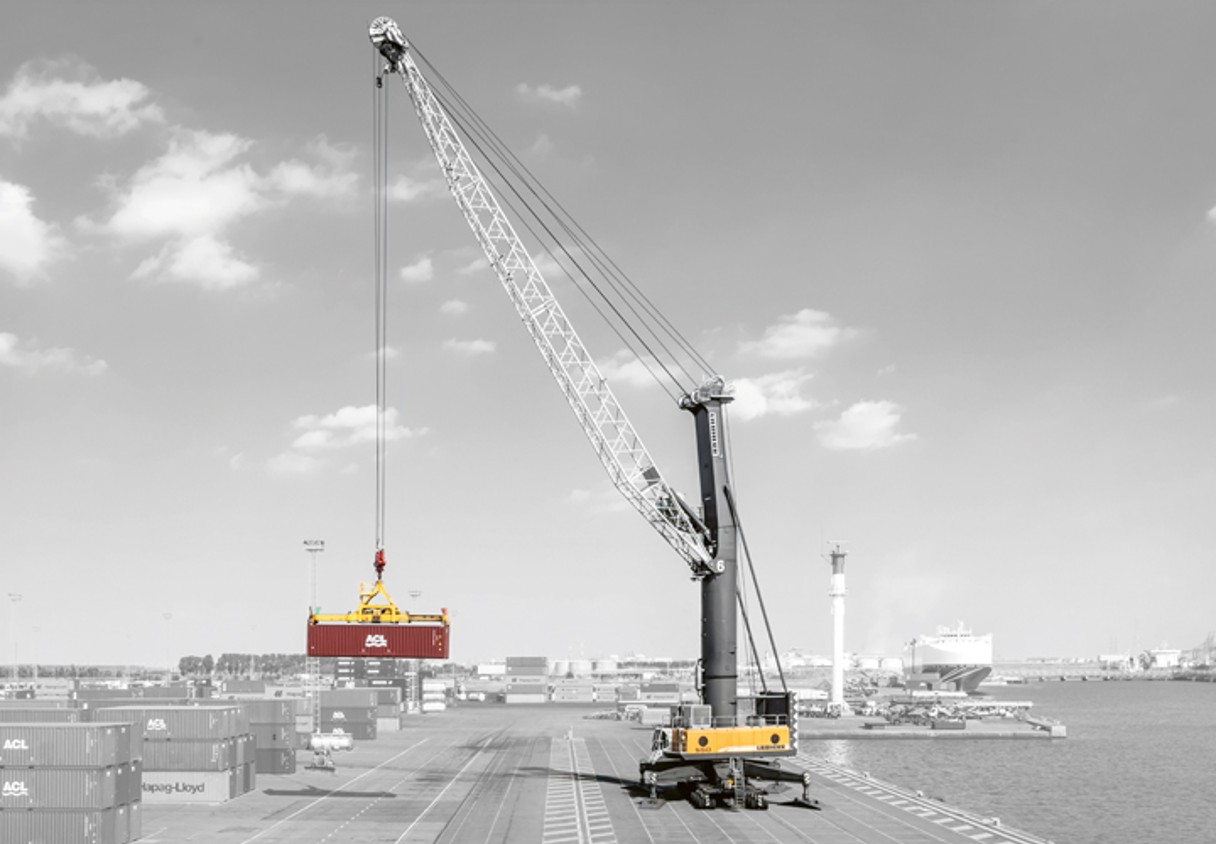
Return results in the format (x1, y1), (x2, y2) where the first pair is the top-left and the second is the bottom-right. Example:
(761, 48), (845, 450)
(640, 694), (819, 810)
(641, 754), (817, 810)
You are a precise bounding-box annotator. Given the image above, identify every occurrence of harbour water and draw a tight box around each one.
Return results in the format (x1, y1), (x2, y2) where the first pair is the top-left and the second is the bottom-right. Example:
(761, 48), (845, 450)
(818, 680), (1215, 843)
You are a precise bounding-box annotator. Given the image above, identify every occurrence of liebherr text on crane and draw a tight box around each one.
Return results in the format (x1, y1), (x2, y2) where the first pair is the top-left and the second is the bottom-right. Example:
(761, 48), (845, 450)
(369, 16), (817, 810)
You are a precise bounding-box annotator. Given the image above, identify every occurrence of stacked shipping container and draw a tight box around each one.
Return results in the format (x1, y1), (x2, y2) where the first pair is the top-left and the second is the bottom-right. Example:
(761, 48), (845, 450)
(372, 687), (402, 733)
(245, 700), (296, 774)
(504, 656), (548, 704)
(319, 689), (378, 740)
(91, 706), (255, 804)
(187, 699), (296, 774)
(0, 721), (142, 844)
(551, 679), (595, 703)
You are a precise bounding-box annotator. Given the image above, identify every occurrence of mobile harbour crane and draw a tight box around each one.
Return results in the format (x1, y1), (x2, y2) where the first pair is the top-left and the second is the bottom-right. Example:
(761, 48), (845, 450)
(368, 17), (816, 810)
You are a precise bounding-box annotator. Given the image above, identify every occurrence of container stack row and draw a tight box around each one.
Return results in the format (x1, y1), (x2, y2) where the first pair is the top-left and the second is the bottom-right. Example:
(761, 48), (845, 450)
(504, 657), (547, 704)
(421, 680), (448, 712)
(319, 689), (378, 740)
(243, 700), (296, 774)
(551, 679), (595, 703)
(372, 687), (402, 733)
(0, 720), (142, 844)
(90, 706), (255, 805)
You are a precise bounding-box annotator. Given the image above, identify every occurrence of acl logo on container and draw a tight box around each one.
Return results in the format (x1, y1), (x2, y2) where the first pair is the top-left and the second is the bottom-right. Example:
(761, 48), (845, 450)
(2, 739), (29, 750)
(365, 634), (389, 648)
(2, 781), (30, 798)
(146, 718), (169, 731)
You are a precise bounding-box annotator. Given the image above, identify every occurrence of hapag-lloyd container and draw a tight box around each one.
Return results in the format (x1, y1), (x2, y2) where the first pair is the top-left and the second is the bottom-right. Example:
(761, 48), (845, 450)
(0, 766), (119, 809)
(140, 739), (235, 772)
(0, 723), (135, 767)
(0, 805), (126, 844)
(91, 705), (246, 740)
(307, 622), (448, 658)
(141, 768), (236, 804)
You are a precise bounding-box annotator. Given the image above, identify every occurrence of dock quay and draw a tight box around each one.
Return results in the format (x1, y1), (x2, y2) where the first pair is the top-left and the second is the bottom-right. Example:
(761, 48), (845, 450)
(800, 713), (1063, 740)
(134, 703), (1056, 844)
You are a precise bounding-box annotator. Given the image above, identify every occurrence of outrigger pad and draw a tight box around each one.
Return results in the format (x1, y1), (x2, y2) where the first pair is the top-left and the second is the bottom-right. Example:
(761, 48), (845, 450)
(637, 797), (666, 810)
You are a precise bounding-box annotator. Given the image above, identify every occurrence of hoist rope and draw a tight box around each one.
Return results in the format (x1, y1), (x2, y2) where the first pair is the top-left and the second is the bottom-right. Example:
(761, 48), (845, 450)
(372, 54), (390, 559)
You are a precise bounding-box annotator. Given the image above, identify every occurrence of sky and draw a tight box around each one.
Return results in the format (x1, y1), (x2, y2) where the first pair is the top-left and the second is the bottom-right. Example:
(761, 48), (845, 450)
(2, 1), (1214, 669)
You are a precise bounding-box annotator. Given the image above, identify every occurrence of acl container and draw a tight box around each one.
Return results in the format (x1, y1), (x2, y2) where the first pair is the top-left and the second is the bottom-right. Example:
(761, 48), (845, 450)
(0, 721), (142, 844)
(307, 623), (448, 658)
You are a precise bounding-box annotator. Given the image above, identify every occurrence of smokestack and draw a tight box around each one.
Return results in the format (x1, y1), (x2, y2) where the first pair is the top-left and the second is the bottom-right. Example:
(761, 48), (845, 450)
(827, 544), (848, 711)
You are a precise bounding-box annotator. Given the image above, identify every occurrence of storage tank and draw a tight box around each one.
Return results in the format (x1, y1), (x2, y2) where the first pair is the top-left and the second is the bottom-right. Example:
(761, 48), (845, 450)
(880, 657), (904, 672)
(593, 658), (618, 674)
(569, 659), (592, 677)
(551, 659), (571, 677)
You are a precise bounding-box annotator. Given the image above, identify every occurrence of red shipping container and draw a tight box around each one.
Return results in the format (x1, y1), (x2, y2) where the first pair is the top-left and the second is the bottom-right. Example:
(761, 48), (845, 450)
(307, 623), (448, 658)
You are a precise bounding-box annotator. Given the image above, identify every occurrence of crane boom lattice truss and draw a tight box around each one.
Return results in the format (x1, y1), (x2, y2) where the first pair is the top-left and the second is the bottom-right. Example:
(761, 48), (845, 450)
(371, 18), (713, 576)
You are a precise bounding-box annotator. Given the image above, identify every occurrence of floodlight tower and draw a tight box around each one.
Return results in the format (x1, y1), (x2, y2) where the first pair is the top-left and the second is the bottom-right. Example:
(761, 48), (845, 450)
(826, 543), (849, 711)
(303, 539), (326, 733)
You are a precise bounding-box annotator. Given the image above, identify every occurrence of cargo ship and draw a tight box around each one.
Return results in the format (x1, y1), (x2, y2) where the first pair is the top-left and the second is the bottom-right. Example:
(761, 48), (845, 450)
(905, 623), (993, 694)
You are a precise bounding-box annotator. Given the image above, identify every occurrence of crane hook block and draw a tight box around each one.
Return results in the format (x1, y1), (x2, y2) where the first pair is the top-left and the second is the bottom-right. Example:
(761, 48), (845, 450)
(374, 548), (386, 579)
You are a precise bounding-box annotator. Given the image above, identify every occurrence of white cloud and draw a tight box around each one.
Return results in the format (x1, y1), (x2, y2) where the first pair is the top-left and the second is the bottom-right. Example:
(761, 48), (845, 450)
(440, 299), (468, 315)
(0, 332), (107, 376)
(132, 234), (258, 290)
(458, 257), (489, 275)
(443, 338), (495, 355)
(0, 179), (66, 283)
(730, 370), (814, 421)
(290, 404), (420, 451)
(387, 174), (445, 203)
(740, 308), (855, 359)
(0, 59), (163, 139)
(597, 349), (658, 389)
(516, 82), (583, 107)
(400, 255), (434, 283)
(529, 134), (555, 157)
(814, 400), (915, 451)
(91, 128), (362, 289)
(271, 404), (425, 474)
(268, 451), (321, 475)
(266, 137), (358, 199)
(100, 129), (262, 240)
